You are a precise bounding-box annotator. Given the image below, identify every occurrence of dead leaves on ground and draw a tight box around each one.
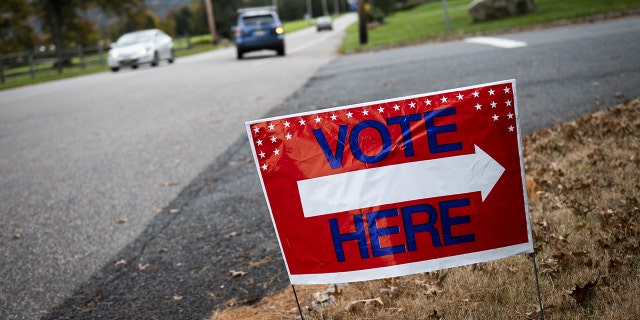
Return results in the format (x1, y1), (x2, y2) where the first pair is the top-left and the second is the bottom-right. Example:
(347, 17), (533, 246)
(568, 280), (598, 307)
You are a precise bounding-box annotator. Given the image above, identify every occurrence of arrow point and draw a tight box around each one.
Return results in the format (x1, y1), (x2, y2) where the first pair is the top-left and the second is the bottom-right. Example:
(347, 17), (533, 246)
(473, 145), (505, 201)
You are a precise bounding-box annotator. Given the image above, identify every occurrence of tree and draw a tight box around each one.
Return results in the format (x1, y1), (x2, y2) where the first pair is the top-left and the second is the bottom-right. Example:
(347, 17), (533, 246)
(37, 0), (144, 71)
(0, 0), (36, 54)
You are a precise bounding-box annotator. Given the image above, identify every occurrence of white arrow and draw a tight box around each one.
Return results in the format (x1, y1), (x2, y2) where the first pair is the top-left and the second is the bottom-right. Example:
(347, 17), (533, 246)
(297, 145), (505, 218)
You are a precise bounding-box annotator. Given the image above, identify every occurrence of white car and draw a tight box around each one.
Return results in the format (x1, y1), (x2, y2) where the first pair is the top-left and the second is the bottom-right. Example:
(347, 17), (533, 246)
(108, 29), (175, 72)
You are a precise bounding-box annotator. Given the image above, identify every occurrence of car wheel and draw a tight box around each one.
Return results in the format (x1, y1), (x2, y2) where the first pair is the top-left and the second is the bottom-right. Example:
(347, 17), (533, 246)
(236, 48), (243, 60)
(111, 67), (119, 72)
(132, 65), (138, 70)
(168, 49), (175, 64)
(277, 45), (285, 56)
(151, 52), (159, 67)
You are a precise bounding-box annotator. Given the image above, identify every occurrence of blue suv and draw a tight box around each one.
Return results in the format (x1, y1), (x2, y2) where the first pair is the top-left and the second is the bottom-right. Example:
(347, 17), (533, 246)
(235, 8), (285, 59)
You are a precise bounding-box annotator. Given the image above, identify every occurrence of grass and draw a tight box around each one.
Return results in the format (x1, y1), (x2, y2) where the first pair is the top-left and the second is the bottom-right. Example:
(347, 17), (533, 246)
(210, 98), (640, 319)
(0, 41), (229, 90)
(341, 0), (640, 52)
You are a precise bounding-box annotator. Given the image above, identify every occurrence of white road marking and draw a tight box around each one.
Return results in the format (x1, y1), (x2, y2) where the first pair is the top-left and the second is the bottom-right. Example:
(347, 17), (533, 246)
(464, 36), (527, 48)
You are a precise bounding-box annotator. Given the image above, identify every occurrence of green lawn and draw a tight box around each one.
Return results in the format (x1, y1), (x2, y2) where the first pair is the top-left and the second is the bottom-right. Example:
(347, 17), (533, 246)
(341, 0), (640, 52)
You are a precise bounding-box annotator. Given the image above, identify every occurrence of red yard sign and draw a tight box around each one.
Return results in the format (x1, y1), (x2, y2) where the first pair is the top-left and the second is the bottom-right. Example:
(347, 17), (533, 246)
(246, 80), (533, 284)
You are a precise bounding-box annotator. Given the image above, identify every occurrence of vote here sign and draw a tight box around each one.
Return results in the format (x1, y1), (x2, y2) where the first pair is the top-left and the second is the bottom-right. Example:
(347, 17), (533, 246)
(246, 80), (533, 284)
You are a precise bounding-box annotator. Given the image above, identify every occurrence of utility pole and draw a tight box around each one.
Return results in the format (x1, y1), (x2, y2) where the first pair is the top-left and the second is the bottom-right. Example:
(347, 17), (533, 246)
(441, 0), (451, 33)
(333, 0), (340, 15)
(358, 0), (367, 44)
(306, 0), (312, 20)
(204, 0), (218, 44)
(322, 0), (328, 15)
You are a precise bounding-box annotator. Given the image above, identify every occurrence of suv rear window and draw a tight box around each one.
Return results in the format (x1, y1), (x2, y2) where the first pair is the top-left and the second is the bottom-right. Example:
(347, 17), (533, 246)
(242, 15), (275, 26)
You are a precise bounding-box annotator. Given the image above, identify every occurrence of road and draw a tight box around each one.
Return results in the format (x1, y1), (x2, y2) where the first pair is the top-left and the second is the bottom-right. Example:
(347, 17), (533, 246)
(2, 14), (640, 320)
(0, 13), (358, 320)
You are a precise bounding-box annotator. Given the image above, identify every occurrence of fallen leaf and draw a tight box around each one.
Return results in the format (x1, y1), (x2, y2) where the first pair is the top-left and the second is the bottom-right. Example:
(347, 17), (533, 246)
(428, 309), (443, 319)
(247, 256), (272, 267)
(568, 280), (597, 305)
(225, 231), (239, 238)
(345, 298), (383, 311)
(159, 247), (170, 253)
(115, 218), (127, 224)
(163, 180), (180, 187)
(173, 295), (183, 301)
(12, 233), (21, 239)
(169, 209), (180, 214)
(114, 259), (127, 266)
(138, 263), (150, 271)
(230, 270), (247, 278)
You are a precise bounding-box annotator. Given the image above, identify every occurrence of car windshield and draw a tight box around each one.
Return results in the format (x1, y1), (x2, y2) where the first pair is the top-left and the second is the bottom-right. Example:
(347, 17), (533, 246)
(117, 32), (154, 45)
(242, 14), (275, 26)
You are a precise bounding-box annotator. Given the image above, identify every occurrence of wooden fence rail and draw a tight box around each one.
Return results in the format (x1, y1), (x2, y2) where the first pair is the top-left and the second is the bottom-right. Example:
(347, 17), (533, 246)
(0, 36), (192, 84)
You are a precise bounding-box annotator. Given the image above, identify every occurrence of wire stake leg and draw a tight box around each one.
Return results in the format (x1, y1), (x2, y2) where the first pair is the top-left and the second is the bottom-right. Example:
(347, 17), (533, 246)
(530, 252), (545, 320)
(291, 284), (304, 320)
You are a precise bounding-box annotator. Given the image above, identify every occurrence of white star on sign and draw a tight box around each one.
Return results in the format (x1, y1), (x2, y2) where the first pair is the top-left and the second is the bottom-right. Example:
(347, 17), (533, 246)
(508, 125), (515, 132)
(393, 104), (400, 111)
(346, 111), (353, 118)
(475, 103), (482, 110)
(270, 136), (277, 143)
(256, 139), (263, 146)
(492, 114), (499, 121)
(377, 106), (385, 113)
(273, 149), (280, 155)
(409, 101), (416, 108)
(362, 109), (369, 116)
(457, 93), (464, 100)
(504, 87), (510, 94)
(314, 116), (322, 123)
(425, 99), (432, 106)
(259, 151), (266, 158)
(253, 127), (260, 134)
(441, 96), (448, 103)
(268, 124), (275, 130)
(505, 99), (512, 107)
(330, 114), (337, 121)
(491, 101), (497, 108)
(261, 164), (268, 171)
(285, 133), (292, 140)
(489, 89), (495, 95)
(284, 121), (290, 128)
(507, 112), (514, 119)
(299, 119), (306, 125)
(473, 91), (480, 98)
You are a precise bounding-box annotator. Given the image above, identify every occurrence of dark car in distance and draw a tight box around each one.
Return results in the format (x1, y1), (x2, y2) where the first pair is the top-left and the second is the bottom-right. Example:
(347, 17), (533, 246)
(234, 8), (285, 59)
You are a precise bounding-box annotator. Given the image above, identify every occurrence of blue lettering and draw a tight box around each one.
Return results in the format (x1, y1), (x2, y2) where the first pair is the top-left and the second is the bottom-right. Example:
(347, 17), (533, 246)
(402, 204), (442, 251)
(424, 107), (463, 154)
(386, 114), (422, 157)
(367, 209), (406, 257)
(313, 125), (348, 169)
(349, 120), (392, 164)
(440, 198), (475, 246)
(329, 214), (370, 262)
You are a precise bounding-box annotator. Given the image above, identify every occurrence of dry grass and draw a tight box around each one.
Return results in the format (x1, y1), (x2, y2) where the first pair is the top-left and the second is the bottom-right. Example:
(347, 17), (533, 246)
(211, 98), (640, 319)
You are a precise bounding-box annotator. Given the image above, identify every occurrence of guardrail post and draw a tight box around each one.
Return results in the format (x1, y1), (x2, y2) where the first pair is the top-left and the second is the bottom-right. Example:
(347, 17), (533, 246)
(99, 43), (104, 65)
(0, 58), (4, 84)
(29, 51), (35, 79)
(79, 45), (85, 70)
